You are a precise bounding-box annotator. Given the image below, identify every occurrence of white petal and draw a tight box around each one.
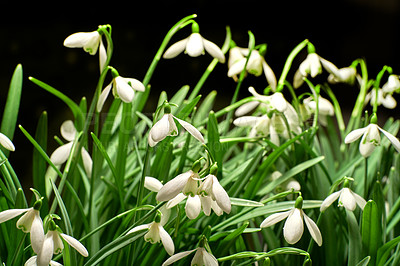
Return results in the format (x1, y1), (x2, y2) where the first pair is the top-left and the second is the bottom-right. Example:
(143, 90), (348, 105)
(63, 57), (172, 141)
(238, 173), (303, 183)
(379, 127), (400, 153)
(52, 232), (64, 254)
(61, 233), (89, 257)
(203, 38), (225, 63)
(144, 176), (163, 192)
(186, 33), (204, 57)
(234, 101), (260, 116)
(24, 256), (37, 266)
(227, 59), (246, 77)
(233, 116), (260, 127)
(319, 57), (339, 76)
(60, 120), (77, 142)
(156, 171), (192, 202)
(63, 32), (100, 54)
(200, 196), (212, 216)
(167, 114), (179, 136)
(200, 248), (219, 266)
(37, 234), (54, 266)
(81, 148), (93, 177)
(162, 249), (196, 266)
(126, 224), (150, 235)
(50, 142), (73, 165)
(271, 92), (287, 112)
(185, 195), (201, 219)
(382, 94), (397, 109)
(308, 53), (322, 77)
(16, 208), (36, 232)
(50, 260), (63, 266)
(293, 69), (305, 88)
(211, 176), (231, 214)
(163, 38), (189, 59)
(123, 78), (145, 92)
(158, 225), (174, 255)
(166, 193), (187, 209)
(339, 188), (357, 211)
(0, 133), (15, 151)
(174, 117), (205, 143)
(210, 200), (224, 216)
(97, 82), (113, 112)
(149, 114), (170, 146)
(283, 208), (304, 244)
(115, 77), (134, 103)
(320, 191), (341, 211)
(303, 211), (323, 246)
(246, 52), (263, 76)
(99, 38), (107, 73)
(0, 208), (29, 223)
(350, 190), (367, 210)
(344, 127), (367, 144)
(260, 210), (291, 228)
(262, 60), (277, 90)
(30, 214), (45, 254)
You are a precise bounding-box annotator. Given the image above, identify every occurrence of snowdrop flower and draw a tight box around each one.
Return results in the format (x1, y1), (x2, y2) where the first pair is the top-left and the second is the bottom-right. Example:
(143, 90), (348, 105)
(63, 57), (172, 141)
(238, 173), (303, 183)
(320, 179), (366, 212)
(63, 28), (107, 72)
(63, 30), (102, 55)
(382, 74), (400, 93)
(365, 88), (397, 109)
(228, 44), (276, 90)
(25, 256), (62, 266)
(162, 238), (218, 266)
(0, 132), (15, 151)
(344, 117), (400, 157)
(318, 58), (357, 85)
(127, 211), (174, 255)
(148, 103), (204, 147)
(0, 199), (44, 253)
(260, 195), (322, 246)
(97, 68), (145, 112)
(157, 169), (200, 202)
(50, 120), (92, 176)
(294, 52), (322, 88)
(303, 95), (335, 126)
(198, 172), (231, 215)
(163, 21), (225, 63)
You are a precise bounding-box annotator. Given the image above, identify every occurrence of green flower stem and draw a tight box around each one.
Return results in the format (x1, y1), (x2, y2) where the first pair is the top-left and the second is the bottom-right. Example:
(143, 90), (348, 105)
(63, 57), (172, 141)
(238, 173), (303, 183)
(188, 26), (232, 101)
(372, 65), (392, 114)
(324, 84), (345, 140)
(276, 39), (309, 92)
(346, 58), (368, 134)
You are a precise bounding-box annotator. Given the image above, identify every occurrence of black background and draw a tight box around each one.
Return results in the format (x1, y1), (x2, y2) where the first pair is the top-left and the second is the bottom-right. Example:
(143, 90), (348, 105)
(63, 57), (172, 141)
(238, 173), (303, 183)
(1, 0), (399, 184)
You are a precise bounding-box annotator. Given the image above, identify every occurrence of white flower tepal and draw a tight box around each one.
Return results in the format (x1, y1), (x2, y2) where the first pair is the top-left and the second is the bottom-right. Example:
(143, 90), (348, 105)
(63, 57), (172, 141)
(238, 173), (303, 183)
(163, 22), (225, 63)
(63, 31), (102, 55)
(162, 246), (218, 266)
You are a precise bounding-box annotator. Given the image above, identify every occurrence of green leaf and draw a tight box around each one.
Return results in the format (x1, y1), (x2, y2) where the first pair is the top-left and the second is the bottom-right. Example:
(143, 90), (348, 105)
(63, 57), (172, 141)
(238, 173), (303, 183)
(170, 85), (190, 114)
(347, 210), (362, 266)
(377, 234), (400, 266)
(362, 200), (382, 265)
(230, 198), (264, 207)
(193, 90), (217, 126)
(175, 95), (201, 120)
(257, 156), (325, 196)
(356, 256), (371, 266)
(1, 64), (22, 153)
(207, 111), (223, 178)
(29, 76), (84, 130)
(215, 221), (249, 256)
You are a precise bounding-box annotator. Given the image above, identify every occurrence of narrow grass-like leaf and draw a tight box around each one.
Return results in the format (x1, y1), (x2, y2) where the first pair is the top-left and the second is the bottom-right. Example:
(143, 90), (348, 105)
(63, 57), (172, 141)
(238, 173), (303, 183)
(207, 111), (223, 178)
(347, 210), (362, 266)
(376, 234), (400, 266)
(193, 90), (217, 126)
(356, 256), (371, 266)
(230, 198), (264, 207)
(1, 64), (22, 154)
(362, 200), (382, 265)
(29, 76), (84, 129)
(215, 221), (249, 255)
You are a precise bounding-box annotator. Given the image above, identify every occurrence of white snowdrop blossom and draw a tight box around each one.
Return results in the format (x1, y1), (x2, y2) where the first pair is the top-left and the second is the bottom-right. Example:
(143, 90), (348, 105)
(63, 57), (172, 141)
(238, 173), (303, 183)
(260, 196), (322, 246)
(0, 132), (15, 151)
(34, 223), (88, 266)
(198, 174), (231, 214)
(365, 88), (397, 109)
(320, 187), (366, 212)
(49, 120), (93, 176)
(344, 122), (400, 158)
(157, 170), (200, 202)
(63, 30), (102, 55)
(127, 216), (174, 255)
(0, 202), (44, 254)
(163, 22), (225, 63)
(318, 58), (357, 85)
(24, 255), (62, 266)
(294, 53), (322, 88)
(303, 95), (335, 126)
(97, 75), (145, 112)
(382, 74), (400, 93)
(227, 46), (276, 90)
(162, 246), (218, 266)
(148, 109), (204, 147)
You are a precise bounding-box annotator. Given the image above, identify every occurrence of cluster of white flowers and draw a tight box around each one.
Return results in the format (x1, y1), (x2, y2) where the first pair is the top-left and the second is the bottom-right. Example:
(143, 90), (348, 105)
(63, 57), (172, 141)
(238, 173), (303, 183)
(0, 196), (88, 265)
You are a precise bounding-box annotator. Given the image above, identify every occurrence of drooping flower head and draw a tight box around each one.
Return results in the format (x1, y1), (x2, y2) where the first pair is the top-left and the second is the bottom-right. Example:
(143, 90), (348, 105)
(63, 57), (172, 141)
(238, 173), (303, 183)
(97, 67), (145, 112)
(148, 102), (204, 147)
(163, 21), (225, 63)
(260, 195), (322, 246)
(344, 114), (400, 157)
(0, 132), (15, 152)
(320, 177), (366, 212)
